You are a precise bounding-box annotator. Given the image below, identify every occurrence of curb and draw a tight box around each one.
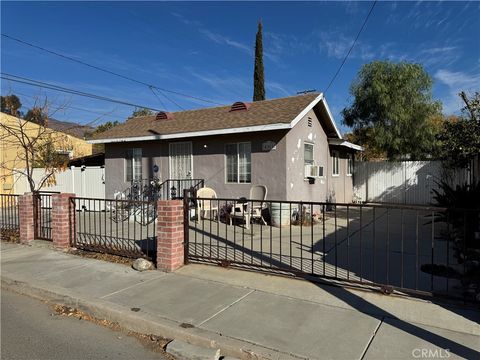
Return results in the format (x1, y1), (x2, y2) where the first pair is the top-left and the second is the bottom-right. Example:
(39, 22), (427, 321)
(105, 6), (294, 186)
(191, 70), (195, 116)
(1, 276), (304, 360)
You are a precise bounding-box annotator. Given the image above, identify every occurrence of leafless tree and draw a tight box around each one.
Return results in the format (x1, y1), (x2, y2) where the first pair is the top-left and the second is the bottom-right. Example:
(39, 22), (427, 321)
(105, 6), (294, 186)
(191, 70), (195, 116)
(0, 97), (71, 193)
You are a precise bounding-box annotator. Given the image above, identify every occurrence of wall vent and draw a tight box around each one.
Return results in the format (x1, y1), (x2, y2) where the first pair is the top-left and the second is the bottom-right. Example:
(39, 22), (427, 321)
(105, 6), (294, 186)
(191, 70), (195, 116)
(230, 102), (251, 112)
(307, 117), (313, 127)
(156, 111), (174, 120)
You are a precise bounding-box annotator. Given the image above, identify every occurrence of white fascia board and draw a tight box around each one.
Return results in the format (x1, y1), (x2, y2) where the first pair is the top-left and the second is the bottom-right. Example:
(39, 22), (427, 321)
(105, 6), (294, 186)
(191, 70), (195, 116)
(328, 139), (363, 151)
(88, 122), (291, 144)
(289, 93), (343, 139)
(321, 97), (343, 139)
(289, 93), (324, 128)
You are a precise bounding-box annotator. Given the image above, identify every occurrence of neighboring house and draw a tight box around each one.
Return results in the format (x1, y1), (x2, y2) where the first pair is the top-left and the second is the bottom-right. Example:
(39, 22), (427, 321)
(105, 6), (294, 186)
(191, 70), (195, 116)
(0, 112), (93, 194)
(90, 93), (362, 202)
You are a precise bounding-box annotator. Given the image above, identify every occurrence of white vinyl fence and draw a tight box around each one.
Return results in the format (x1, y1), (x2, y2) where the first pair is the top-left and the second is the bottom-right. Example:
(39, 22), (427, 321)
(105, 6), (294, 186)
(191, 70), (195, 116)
(353, 161), (471, 205)
(14, 166), (105, 209)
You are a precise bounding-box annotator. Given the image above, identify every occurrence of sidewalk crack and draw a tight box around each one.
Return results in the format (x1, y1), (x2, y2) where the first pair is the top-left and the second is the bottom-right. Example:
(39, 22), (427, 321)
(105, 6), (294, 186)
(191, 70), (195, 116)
(196, 289), (255, 327)
(359, 316), (384, 360)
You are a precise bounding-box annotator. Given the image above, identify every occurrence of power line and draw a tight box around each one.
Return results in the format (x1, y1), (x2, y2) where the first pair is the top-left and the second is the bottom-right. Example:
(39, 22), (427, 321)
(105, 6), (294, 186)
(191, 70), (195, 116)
(324, 1), (377, 93)
(150, 87), (185, 111)
(2, 33), (224, 106)
(13, 90), (122, 119)
(1, 73), (163, 111)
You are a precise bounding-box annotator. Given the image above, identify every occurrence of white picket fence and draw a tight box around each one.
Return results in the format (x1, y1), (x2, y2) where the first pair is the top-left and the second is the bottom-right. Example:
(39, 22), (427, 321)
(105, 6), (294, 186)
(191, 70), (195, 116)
(14, 166), (105, 207)
(353, 161), (471, 205)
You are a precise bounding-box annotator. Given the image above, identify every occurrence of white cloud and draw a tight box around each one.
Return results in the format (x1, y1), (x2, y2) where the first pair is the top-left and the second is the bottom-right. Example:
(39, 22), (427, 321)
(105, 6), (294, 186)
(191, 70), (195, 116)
(199, 29), (252, 55)
(435, 69), (480, 113)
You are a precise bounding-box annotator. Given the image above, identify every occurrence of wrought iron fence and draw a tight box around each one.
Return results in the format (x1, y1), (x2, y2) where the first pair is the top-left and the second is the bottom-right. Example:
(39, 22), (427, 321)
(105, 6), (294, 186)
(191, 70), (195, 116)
(70, 197), (157, 260)
(0, 194), (20, 242)
(184, 191), (480, 302)
(34, 191), (57, 240)
(128, 178), (204, 201)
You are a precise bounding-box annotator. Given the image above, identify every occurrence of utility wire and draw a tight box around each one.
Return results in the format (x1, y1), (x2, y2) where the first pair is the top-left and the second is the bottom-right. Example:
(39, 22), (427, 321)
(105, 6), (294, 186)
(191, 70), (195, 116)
(324, 0), (377, 93)
(13, 90), (121, 119)
(2, 33), (224, 106)
(1, 73), (162, 111)
(150, 87), (185, 111)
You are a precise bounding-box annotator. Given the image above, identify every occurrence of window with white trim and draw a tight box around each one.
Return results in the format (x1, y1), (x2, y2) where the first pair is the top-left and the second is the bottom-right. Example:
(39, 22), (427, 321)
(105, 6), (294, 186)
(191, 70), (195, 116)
(304, 143), (314, 166)
(125, 148), (142, 182)
(226, 142), (251, 183)
(332, 151), (339, 176)
(347, 154), (353, 176)
(304, 143), (324, 178)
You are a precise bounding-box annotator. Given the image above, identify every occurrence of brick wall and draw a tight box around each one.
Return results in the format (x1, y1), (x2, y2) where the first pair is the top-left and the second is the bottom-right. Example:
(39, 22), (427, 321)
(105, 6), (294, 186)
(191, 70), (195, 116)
(51, 193), (75, 249)
(18, 193), (35, 243)
(156, 200), (184, 272)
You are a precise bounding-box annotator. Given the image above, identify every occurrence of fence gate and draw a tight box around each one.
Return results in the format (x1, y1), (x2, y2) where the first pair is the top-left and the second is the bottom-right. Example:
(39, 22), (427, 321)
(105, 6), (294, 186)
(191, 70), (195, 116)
(183, 190), (479, 302)
(34, 192), (55, 241)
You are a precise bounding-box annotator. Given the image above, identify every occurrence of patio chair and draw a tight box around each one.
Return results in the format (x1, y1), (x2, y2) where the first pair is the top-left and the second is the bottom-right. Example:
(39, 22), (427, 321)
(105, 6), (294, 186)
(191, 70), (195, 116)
(196, 187), (219, 221)
(230, 185), (268, 229)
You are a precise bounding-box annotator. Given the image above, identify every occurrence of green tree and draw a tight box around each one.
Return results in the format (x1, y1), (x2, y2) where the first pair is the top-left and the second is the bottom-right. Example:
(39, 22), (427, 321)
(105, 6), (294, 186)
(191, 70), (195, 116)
(342, 61), (442, 160)
(437, 92), (480, 169)
(24, 107), (47, 126)
(129, 107), (153, 119)
(92, 121), (120, 135)
(253, 20), (265, 102)
(1, 95), (22, 116)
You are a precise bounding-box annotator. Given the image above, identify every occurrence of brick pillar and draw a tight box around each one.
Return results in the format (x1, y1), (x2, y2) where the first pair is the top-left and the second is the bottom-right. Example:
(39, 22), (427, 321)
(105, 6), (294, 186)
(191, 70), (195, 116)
(51, 193), (75, 249)
(19, 193), (35, 243)
(157, 200), (184, 272)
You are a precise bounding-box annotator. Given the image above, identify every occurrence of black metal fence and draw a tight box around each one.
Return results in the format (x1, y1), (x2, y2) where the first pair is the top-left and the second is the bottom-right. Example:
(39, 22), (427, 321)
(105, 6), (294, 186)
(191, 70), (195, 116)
(0, 194), (20, 242)
(70, 197), (157, 260)
(34, 191), (57, 241)
(129, 178), (204, 201)
(184, 191), (480, 301)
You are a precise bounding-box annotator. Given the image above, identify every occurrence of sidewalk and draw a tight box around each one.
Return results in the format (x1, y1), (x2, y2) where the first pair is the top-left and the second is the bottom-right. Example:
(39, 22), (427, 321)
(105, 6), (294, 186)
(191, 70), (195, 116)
(1, 241), (479, 360)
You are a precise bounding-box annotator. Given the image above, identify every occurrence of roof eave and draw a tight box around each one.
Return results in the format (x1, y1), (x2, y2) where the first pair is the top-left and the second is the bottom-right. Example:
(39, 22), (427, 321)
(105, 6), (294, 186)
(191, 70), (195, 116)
(88, 122), (292, 144)
(328, 139), (363, 151)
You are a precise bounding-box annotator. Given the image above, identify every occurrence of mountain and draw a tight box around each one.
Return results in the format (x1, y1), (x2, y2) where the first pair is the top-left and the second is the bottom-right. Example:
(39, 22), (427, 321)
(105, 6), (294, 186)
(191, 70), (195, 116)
(47, 118), (95, 139)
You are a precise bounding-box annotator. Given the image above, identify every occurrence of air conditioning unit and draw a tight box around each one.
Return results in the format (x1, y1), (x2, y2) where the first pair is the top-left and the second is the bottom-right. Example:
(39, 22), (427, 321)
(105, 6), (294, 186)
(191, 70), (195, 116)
(305, 165), (324, 178)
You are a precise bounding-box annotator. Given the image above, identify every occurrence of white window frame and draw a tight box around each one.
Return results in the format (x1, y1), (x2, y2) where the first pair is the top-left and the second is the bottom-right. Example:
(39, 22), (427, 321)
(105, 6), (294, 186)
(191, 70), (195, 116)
(332, 151), (340, 177)
(169, 141), (193, 179)
(225, 142), (251, 184)
(125, 148), (142, 182)
(346, 154), (353, 177)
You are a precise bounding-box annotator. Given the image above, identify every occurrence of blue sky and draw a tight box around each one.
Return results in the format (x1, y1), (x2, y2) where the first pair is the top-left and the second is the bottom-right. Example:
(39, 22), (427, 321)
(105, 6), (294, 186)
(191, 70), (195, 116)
(1, 1), (479, 134)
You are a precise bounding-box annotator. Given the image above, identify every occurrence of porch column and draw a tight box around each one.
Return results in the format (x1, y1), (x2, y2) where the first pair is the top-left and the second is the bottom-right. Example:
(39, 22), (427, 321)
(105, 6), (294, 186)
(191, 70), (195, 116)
(156, 200), (184, 272)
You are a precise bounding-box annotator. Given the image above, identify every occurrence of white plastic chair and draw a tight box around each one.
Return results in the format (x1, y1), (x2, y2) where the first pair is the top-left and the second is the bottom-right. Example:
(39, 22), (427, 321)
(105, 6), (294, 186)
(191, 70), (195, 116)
(230, 185), (268, 229)
(196, 187), (219, 221)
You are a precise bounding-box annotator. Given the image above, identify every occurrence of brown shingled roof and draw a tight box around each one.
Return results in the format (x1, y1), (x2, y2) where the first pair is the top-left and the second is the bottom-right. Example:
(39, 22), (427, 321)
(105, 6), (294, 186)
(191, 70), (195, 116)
(93, 93), (320, 141)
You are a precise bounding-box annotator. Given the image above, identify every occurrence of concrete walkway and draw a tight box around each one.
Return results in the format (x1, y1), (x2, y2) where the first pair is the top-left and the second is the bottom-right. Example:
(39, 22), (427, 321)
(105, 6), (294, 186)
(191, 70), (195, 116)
(1, 241), (479, 360)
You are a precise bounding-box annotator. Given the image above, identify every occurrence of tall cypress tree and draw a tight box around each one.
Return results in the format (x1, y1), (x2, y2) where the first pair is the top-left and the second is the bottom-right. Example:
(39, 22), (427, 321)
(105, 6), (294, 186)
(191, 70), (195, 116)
(253, 20), (265, 101)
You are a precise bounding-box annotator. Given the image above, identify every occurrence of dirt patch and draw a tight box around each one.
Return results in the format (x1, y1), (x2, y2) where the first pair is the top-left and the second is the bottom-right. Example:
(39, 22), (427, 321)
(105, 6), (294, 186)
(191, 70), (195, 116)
(52, 304), (175, 359)
(68, 249), (134, 267)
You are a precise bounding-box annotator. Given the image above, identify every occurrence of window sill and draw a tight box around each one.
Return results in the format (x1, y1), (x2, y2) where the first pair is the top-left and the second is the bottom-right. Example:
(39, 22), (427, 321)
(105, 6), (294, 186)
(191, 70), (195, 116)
(331, 174), (340, 177)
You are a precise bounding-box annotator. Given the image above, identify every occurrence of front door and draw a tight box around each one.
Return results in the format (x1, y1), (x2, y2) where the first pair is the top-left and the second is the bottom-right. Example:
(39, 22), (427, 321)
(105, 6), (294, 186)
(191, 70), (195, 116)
(169, 142), (193, 179)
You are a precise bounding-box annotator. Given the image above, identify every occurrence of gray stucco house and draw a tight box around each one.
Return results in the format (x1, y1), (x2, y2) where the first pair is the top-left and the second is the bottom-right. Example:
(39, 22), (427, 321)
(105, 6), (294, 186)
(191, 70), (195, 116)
(91, 93), (362, 203)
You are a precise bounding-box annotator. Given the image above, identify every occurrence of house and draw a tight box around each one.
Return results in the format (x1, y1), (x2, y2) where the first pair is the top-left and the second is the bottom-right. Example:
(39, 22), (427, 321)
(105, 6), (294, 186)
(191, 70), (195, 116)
(90, 93), (362, 203)
(0, 112), (94, 194)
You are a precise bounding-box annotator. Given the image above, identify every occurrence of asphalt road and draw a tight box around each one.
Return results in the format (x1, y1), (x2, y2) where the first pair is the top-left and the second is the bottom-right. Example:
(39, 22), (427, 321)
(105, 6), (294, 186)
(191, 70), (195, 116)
(1, 290), (168, 360)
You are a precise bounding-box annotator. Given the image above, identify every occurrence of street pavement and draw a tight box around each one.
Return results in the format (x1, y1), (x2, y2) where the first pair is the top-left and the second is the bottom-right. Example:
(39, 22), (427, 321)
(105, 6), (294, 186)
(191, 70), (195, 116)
(1, 241), (479, 359)
(1, 289), (168, 360)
